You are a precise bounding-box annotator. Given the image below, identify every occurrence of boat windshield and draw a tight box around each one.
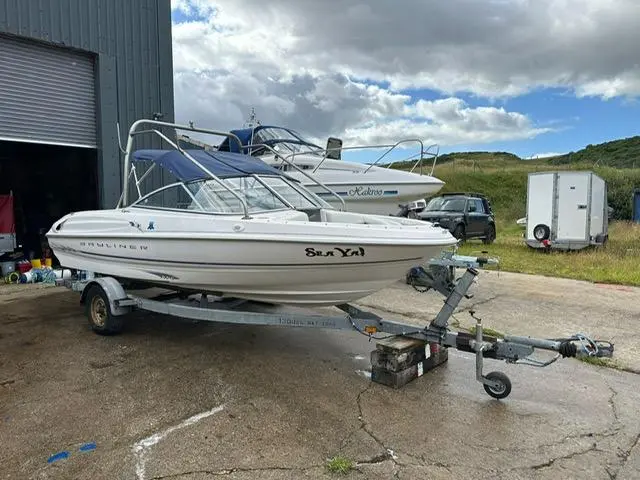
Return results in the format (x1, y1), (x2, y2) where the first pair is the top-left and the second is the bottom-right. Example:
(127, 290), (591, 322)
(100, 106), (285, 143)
(251, 127), (323, 157)
(132, 174), (322, 214)
(424, 196), (466, 212)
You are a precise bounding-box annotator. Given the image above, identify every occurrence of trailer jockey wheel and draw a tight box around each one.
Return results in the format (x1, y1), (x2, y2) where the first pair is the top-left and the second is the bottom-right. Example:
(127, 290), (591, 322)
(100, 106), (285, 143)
(483, 371), (512, 399)
(533, 224), (550, 242)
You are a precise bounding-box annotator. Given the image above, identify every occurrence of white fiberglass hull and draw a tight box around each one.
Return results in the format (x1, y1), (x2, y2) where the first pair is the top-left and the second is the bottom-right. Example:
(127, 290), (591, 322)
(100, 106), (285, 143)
(47, 208), (456, 306)
(306, 182), (444, 215)
(262, 155), (445, 215)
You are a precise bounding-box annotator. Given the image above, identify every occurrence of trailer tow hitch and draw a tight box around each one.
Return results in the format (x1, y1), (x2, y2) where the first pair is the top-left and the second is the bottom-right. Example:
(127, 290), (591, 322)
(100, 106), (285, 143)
(416, 267), (615, 399)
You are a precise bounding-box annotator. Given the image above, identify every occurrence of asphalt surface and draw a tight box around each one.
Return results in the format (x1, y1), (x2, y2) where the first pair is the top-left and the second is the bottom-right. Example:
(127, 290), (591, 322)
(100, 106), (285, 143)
(1, 271), (639, 480)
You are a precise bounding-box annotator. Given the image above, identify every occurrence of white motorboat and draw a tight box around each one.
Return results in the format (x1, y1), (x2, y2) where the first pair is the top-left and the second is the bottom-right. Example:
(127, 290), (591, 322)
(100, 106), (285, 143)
(46, 120), (457, 306)
(216, 112), (445, 215)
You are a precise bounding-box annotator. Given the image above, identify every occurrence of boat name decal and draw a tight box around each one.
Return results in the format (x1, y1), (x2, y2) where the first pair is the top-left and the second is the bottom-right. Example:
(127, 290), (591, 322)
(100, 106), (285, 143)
(348, 186), (384, 197)
(79, 241), (149, 251)
(305, 247), (365, 258)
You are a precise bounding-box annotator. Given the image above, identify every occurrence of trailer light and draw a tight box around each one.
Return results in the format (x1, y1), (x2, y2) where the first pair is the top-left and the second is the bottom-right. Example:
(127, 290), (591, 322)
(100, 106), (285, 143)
(364, 325), (378, 334)
(542, 239), (551, 247)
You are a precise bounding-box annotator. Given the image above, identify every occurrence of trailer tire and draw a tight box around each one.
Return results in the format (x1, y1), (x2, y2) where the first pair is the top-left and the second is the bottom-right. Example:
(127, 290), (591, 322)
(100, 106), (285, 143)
(84, 285), (124, 336)
(483, 371), (512, 399)
(533, 224), (550, 241)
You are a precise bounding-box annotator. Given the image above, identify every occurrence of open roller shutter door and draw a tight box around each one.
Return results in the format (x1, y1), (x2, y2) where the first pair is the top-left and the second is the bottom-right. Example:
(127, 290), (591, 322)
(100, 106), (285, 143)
(0, 34), (97, 148)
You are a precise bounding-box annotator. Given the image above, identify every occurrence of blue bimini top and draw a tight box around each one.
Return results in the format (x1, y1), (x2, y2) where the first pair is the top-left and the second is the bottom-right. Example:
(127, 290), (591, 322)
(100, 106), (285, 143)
(131, 148), (291, 182)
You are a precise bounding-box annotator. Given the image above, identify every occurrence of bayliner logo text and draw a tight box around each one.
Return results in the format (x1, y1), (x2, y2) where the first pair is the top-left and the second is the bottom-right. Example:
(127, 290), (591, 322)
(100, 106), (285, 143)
(305, 247), (366, 257)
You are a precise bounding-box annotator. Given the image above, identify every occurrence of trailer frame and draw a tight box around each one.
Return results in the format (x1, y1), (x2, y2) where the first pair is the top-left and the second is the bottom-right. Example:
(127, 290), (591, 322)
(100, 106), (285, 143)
(63, 267), (613, 400)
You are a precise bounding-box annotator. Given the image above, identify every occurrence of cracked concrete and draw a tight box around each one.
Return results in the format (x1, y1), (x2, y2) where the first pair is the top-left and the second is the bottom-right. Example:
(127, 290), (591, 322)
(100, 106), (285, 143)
(1, 273), (640, 480)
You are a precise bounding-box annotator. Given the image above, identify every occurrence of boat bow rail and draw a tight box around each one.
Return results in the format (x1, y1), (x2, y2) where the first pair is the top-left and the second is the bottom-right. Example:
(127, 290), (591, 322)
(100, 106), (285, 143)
(64, 266), (614, 400)
(273, 139), (440, 177)
(220, 119), (441, 177)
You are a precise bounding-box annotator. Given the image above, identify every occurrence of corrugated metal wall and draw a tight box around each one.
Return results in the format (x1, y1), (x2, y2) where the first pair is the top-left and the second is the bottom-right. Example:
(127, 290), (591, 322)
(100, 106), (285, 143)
(0, 0), (175, 208)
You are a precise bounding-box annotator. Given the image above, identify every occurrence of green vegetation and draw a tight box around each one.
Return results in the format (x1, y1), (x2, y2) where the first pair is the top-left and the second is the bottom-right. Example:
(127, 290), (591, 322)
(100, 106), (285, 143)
(391, 134), (640, 219)
(388, 135), (640, 286)
(548, 135), (640, 168)
(578, 355), (625, 371)
(436, 151), (522, 165)
(391, 134), (640, 170)
(434, 167), (640, 221)
(467, 325), (505, 339)
(326, 455), (355, 475)
(456, 221), (640, 286)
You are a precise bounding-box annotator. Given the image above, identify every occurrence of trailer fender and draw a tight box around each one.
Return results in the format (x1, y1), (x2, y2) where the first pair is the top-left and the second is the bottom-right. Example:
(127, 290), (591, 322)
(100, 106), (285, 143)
(79, 277), (132, 316)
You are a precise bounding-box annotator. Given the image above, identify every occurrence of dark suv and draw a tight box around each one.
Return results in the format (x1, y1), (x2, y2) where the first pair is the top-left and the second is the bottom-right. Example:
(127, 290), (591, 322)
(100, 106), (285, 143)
(397, 193), (496, 243)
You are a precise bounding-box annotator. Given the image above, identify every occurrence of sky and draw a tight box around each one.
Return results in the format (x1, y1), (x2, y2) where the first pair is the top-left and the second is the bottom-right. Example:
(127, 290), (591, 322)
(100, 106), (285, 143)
(169, 0), (640, 164)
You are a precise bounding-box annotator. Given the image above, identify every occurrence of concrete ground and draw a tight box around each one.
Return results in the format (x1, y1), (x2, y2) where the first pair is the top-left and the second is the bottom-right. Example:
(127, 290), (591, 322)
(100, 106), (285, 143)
(1, 270), (639, 480)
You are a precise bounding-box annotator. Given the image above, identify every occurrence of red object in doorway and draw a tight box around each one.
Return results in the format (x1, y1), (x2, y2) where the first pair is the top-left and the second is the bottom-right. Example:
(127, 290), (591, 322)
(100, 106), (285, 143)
(0, 194), (15, 234)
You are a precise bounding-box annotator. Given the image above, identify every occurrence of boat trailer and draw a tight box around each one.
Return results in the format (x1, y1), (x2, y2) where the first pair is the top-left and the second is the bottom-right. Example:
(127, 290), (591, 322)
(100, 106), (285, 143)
(63, 266), (613, 400)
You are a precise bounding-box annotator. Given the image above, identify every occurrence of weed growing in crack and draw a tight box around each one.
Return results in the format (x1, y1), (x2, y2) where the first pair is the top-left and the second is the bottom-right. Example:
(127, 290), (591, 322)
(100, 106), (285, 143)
(326, 455), (355, 475)
(468, 325), (505, 338)
(577, 355), (622, 370)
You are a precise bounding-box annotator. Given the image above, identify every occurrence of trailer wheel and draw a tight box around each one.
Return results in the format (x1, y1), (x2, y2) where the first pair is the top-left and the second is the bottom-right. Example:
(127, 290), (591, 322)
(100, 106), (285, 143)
(533, 224), (550, 241)
(84, 285), (124, 336)
(483, 371), (512, 399)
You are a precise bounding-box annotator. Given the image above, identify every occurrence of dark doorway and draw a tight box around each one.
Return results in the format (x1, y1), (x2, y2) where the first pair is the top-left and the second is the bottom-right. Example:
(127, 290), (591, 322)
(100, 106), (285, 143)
(0, 140), (99, 261)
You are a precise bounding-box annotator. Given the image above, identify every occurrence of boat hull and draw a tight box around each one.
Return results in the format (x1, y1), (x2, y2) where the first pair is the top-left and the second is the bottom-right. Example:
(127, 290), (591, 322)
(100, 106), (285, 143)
(47, 209), (456, 306)
(307, 181), (444, 215)
(262, 155), (445, 215)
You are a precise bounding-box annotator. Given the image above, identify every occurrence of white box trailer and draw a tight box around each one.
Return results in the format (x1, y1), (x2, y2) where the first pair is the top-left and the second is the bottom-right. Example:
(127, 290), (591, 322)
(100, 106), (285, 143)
(525, 171), (608, 250)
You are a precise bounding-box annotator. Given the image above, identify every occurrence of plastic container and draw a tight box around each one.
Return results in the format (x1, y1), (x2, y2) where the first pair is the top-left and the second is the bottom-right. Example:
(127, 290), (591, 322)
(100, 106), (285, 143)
(44, 258), (52, 268)
(31, 259), (42, 268)
(17, 261), (32, 273)
(53, 269), (72, 280)
(20, 270), (36, 283)
(1, 261), (15, 277)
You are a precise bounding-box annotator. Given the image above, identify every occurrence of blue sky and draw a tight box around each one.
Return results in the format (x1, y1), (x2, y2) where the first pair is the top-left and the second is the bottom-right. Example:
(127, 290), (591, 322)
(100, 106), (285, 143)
(170, 0), (640, 163)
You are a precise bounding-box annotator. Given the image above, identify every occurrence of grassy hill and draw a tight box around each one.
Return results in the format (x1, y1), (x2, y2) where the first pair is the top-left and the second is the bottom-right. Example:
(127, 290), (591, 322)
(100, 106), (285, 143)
(435, 151), (521, 165)
(435, 167), (640, 223)
(391, 134), (640, 170)
(386, 136), (640, 287)
(547, 136), (640, 168)
(389, 135), (640, 221)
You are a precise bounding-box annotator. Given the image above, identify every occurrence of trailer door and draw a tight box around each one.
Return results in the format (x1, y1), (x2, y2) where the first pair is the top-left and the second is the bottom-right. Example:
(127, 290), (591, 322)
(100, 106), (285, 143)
(557, 173), (589, 241)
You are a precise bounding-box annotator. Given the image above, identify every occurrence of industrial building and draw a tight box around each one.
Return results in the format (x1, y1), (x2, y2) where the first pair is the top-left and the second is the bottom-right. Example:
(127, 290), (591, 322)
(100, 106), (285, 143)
(0, 0), (175, 260)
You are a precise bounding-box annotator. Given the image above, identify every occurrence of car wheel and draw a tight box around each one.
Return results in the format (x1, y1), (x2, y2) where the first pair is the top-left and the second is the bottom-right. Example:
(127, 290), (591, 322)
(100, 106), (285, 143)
(452, 224), (465, 241)
(483, 224), (496, 244)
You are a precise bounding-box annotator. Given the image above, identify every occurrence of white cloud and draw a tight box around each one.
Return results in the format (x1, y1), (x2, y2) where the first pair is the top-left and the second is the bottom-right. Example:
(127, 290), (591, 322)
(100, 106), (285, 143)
(169, 0), (640, 148)
(530, 152), (565, 159)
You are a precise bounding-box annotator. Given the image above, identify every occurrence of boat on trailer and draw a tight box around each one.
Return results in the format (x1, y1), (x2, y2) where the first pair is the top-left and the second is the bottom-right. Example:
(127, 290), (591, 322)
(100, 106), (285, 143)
(216, 110), (445, 215)
(46, 119), (457, 306)
(50, 118), (614, 401)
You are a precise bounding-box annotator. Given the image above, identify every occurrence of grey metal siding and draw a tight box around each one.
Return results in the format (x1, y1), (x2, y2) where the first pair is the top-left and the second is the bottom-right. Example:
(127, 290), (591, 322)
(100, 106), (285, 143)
(0, 33), (97, 147)
(0, 0), (175, 208)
